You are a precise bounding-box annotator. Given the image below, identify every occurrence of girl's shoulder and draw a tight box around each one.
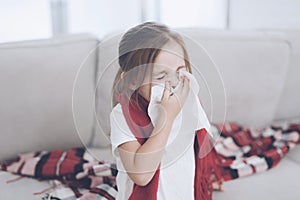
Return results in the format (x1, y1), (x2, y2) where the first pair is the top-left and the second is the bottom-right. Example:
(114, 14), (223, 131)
(110, 103), (137, 157)
(110, 103), (123, 117)
(109, 103), (125, 122)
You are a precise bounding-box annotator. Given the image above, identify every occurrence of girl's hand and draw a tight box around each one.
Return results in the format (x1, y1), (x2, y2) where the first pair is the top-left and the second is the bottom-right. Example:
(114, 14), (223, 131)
(160, 76), (190, 121)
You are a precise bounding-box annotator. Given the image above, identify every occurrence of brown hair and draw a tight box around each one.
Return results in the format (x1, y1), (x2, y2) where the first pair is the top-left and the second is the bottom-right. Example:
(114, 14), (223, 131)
(112, 21), (192, 107)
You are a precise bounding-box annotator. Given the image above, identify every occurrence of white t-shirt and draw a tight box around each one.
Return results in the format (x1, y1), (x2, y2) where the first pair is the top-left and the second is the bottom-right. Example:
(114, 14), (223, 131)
(110, 103), (195, 200)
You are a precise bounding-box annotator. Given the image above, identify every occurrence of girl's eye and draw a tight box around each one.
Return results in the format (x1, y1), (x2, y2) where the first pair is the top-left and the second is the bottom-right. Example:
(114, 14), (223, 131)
(156, 76), (165, 80)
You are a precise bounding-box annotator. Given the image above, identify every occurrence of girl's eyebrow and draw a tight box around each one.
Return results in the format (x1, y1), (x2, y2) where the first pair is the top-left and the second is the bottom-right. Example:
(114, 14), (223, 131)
(153, 65), (186, 75)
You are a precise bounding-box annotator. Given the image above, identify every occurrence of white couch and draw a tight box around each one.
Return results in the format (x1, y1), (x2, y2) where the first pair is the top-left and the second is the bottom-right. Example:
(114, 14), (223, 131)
(0, 29), (299, 200)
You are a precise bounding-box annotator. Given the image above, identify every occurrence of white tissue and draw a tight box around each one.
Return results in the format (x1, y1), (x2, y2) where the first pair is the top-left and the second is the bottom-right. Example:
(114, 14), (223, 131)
(146, 70), (212, 167)
(148, 70), (212, 166)
(148, 70), (210, 132)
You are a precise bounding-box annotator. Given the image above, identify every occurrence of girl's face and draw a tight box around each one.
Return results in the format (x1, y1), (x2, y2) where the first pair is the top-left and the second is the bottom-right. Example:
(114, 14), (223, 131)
(138, 41), (188, 101)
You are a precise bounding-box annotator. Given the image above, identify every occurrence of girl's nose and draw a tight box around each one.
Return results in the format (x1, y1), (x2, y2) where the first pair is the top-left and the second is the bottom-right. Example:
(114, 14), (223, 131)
(169, 74), (179, 88)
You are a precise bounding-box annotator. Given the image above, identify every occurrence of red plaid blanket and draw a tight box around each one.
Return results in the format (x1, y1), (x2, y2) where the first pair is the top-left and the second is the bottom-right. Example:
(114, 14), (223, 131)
(0, 148), (118, 199)
(212, 120), (300, 183)
(1, 120), (299, 199)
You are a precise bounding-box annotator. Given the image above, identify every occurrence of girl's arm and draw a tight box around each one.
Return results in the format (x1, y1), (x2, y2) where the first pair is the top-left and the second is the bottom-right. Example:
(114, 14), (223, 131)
(118, 114), (174, 186)
(118, 77), (190, 186)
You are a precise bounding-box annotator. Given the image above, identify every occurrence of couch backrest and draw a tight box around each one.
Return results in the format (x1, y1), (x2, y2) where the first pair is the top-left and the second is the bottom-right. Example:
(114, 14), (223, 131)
(0, 30), (295, 153)
(93, 32), (122, 147)
(178, 29), (290, 127)
(93, 29), (291, 147)
(0, 34), (98, 160)
(271, 30), (300, 121)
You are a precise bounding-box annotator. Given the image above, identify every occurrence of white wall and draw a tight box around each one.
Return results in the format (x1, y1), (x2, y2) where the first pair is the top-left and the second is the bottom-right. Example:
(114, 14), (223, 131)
(0, 0), (142, 43)
(0, 0), (52, 43)
(2, 0), (300, 44)
(68, 0), (141, 38)
(229, 0), (300, 30)
(161, 0), (228, 28)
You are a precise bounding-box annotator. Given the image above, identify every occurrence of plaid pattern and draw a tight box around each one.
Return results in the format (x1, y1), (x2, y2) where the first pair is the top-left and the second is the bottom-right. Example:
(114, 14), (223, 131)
(212, 121), (300, 182)
(0, 148), (118, 200)
(42, 181), (117, 200)
(1, 120), (299, 199)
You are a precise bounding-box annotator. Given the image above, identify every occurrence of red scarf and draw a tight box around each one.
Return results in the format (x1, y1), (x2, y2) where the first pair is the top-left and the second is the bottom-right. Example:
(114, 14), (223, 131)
(115, 90), (223, 200)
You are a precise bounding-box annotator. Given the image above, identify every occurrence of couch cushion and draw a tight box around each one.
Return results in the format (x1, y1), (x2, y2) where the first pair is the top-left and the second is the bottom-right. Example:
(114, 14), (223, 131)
(86, 147), (115, 162)
(287, 146), (300, 165)
(93, 32), (123, 147)
(177, 29), (290, 128)
(213, 157), (300, 200)
(0, 34), (98, 160)
(271, 31), (300, 120)
(0, 171), (51, 200)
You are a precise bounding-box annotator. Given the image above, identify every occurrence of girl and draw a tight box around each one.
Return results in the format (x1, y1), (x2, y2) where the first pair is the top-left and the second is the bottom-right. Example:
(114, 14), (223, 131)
(110, 22), (221, 200)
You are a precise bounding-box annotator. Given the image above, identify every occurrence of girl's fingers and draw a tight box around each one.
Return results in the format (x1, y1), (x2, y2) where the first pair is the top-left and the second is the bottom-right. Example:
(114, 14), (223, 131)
(181, 76), (190, 97)
(173, 76), (189, 103)
(179, 76), (190, 93)
(181, 75), (185, 88)
(162, 81), (171, 100)
(183, 76), (190, 91)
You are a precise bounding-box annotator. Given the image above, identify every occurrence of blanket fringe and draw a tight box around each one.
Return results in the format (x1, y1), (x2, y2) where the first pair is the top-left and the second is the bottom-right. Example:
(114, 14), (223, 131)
(6, 175), (24, 183)
(33, 185), (57, 195)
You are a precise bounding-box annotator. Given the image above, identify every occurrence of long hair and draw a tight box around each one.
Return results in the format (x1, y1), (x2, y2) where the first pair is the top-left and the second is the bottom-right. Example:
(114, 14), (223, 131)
(112, 21), (192, 107)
